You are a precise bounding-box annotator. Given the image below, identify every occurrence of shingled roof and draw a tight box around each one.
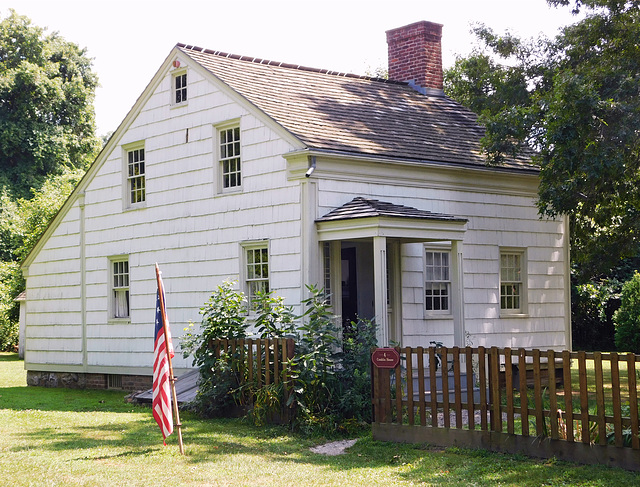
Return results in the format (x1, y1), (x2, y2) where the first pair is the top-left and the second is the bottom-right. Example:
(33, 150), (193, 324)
(177, 44), (536, 172)
(316, 197), (468, 223)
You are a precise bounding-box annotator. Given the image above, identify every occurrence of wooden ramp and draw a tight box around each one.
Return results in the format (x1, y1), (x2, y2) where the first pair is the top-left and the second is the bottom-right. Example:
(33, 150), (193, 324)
(132, 368), (199, 404)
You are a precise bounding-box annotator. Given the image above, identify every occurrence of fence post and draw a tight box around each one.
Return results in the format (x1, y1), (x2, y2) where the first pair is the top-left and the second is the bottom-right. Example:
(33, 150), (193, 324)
(547, 349), (559, 440)
(465, 347), (475, 431)
(611, 352), (623, 447)
(577, 351), (589, 444)
(628, 353), (639, 450)
(478, 346), (488, 430)
(594, 351), (607, 446)
(489, 346), (501, 432)
(562, 350), (574, 443)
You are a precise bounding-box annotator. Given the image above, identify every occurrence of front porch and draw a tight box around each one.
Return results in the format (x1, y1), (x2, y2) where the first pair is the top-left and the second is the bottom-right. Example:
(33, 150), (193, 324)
(314, 197), (468, 347)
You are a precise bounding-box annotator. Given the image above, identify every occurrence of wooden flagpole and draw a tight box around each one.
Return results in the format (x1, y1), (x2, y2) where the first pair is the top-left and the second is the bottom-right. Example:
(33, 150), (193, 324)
(155, 263), (185, 455)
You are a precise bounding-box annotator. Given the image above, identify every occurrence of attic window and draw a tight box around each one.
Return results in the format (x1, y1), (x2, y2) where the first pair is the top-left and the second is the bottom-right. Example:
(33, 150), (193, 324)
(127, 147), (145, 205)
(173, 72), (187, 104)
(220, 126), (241, 189)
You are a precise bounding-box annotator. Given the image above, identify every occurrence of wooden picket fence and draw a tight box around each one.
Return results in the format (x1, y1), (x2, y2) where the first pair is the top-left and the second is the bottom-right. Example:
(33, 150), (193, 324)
(372, 346), (640, 471)
(209, 338), (295, 417)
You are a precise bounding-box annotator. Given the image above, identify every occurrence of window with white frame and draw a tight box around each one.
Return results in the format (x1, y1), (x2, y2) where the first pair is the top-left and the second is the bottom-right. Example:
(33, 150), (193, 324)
(111, 259), (129, 319)
(219, 126), (241, 189)
(500, 250), (525, 313)
(425, 249), (450, 312)
(173, 71), (187, 104)
(245, 244), (269, 307)
(126, 146), (145, 205)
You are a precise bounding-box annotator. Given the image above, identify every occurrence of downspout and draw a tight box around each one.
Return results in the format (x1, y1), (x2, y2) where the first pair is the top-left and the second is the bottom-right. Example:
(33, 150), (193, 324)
(305, 156), (316, 178)
(301, 155), (318, 309)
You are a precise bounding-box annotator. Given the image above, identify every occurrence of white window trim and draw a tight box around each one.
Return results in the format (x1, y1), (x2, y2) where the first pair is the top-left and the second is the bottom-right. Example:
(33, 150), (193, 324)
(499, 247), (528, 317)
(215, 120), (242, 194)
(108, 256), (131, 323)
(122, 141), (146, 210)
(423, 244), (453, 318)
(241, 240), (269, 311)
(171, 67), (188, 107)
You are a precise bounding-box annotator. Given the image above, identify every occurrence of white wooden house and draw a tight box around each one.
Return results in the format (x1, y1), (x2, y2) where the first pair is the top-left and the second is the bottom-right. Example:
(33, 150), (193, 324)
(20, 21), (570, 389)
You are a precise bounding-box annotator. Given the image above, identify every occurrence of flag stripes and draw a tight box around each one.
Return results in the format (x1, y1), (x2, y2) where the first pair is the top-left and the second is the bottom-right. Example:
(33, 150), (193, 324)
(153, 270), (174, 442)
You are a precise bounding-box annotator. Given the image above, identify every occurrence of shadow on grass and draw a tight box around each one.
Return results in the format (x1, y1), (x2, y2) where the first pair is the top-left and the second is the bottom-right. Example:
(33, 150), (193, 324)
(0, 352), (21, 362)
(0, 385), (137, 413)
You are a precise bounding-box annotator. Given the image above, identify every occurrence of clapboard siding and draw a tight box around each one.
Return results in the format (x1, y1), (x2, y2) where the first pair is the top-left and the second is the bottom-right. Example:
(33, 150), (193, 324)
(24, 56), (305, 372)
(317, 166), (566, 350)
(23, 47), (568, 376)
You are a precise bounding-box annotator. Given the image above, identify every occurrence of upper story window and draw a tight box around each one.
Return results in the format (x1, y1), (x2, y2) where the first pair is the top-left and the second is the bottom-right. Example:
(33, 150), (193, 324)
(500, 250), (526, 314)
(111, 258), (130, 319)
(425, 249), (450, 313)
(127, 146), (145, 205)
(220, 126), (241, 189)
(173, 71), (187, 104)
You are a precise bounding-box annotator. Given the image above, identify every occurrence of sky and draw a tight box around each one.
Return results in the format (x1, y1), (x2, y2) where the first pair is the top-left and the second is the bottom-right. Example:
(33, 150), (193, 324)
(6, 0), (583, 135)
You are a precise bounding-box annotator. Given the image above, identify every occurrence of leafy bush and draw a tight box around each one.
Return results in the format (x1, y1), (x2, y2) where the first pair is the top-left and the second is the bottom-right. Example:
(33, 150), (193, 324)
(182, 281), (249, 417)
(0, 261), (21, 351)
(288, 285), (377, 435)
(613, 271), (640, 353)
(253, 289), (296, 339)
(184, 283), (377, 435)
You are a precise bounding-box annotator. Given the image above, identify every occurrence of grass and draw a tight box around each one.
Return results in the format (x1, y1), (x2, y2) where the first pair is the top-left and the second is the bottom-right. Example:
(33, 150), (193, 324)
(1, 353), (640, 486)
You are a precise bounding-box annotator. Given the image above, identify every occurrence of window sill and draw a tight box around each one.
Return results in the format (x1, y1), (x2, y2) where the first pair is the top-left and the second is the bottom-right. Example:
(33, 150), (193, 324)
(499, 312), (529, 319)
(124, 202), (147, 211)
(423, 313), (453, 320)
(108, 318), (131, 325)
(171, 101), (188, 110)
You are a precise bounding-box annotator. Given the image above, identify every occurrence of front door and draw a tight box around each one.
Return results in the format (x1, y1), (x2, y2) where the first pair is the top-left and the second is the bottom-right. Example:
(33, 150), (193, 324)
(341, 246), (358, 336)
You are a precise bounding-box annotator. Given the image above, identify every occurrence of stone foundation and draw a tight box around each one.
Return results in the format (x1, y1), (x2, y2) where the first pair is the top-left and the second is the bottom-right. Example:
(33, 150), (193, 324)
(26, 371), (152, 391)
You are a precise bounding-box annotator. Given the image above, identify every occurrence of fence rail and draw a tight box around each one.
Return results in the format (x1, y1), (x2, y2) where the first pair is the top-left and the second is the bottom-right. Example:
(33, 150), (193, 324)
(372, 346), (640, 470)
(209, 338), (295, 415)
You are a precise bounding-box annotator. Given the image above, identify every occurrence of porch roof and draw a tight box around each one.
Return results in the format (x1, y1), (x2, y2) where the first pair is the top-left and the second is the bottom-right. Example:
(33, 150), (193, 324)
(315, 197), (467, 242)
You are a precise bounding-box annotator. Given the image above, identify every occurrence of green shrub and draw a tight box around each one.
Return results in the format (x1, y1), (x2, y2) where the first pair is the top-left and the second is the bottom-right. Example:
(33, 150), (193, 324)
(184, 283), (377, 435)
(613, 271), (640, 353)
(0, 261), (21, 351)
(253, 289), (296, 339)
(182, 280), (249, 417)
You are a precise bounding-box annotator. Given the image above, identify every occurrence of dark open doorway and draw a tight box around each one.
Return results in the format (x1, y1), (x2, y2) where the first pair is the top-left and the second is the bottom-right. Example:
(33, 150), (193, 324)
(341, 246), (358, 335)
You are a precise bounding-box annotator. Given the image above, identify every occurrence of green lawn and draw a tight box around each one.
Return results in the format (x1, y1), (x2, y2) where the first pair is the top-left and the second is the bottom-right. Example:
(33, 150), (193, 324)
(1, 353), (639, 486)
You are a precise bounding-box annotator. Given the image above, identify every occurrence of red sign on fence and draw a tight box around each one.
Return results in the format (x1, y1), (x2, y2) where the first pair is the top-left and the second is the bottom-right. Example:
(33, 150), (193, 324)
(371, 348), (400, 369)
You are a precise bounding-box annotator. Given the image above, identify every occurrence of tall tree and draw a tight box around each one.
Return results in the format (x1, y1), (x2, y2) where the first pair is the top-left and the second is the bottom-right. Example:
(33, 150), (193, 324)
(0, 10), (100, 198)
(444, 0), (640, 281)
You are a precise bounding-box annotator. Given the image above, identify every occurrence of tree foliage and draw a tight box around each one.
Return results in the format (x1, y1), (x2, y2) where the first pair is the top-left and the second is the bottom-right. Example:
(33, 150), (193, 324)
(0, 168), (85, 350)
(0, 10), (100, 199)
(444, 0), (640, 280)
(613, 271), (640, 352)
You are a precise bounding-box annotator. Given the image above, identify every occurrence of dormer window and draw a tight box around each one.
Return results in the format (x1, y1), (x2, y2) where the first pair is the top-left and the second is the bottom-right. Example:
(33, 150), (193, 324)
(173, 71), (187, 104)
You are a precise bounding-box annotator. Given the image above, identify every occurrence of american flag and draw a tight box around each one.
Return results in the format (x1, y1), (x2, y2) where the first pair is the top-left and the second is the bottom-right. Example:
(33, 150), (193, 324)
(153, 267), (174, 443)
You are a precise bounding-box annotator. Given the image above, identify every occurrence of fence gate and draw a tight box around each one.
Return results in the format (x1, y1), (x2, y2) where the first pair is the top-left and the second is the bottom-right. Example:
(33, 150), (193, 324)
(371, 346), (640, 471)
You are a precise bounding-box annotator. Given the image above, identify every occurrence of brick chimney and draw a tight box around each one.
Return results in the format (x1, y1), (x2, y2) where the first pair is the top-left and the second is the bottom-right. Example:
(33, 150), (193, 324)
(386, 21), (444, 94)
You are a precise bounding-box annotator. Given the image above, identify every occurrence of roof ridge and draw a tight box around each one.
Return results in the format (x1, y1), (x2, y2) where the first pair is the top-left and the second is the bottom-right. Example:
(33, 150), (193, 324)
(176, 43), (404, 86)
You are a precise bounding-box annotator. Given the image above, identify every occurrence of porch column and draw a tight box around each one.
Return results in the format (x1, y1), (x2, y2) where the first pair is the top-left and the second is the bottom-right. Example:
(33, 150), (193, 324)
(451, 239), (465, 347)
(373, 236), (388, 345)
